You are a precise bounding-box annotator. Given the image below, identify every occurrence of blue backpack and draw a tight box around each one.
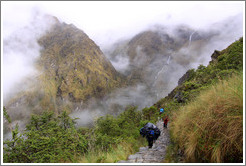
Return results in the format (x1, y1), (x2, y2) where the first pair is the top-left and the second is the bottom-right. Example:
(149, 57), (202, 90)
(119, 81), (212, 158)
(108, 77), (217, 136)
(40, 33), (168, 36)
(149, 129), (155, 137)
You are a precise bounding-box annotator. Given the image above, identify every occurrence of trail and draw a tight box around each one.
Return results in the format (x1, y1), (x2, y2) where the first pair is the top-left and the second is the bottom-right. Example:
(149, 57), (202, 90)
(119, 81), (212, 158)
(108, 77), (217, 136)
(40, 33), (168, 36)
(118, 120), (170, 163)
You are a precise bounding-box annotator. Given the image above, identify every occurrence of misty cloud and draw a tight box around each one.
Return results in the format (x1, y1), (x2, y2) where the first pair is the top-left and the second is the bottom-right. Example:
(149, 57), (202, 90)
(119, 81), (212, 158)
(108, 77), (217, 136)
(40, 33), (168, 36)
(3, 12), (57, 103)
(109, 54), (130, 74)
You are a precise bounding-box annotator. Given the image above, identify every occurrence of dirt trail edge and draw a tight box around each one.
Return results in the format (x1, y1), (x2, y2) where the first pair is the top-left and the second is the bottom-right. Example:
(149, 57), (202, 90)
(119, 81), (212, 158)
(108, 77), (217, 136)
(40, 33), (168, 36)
(118, 120), (170, 163)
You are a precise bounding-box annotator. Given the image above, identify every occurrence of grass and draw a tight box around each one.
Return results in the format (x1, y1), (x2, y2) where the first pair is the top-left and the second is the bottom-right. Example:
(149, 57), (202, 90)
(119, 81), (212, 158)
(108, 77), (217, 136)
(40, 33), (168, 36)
(170, 71), (243, 162)
(78, 138), (147, 163)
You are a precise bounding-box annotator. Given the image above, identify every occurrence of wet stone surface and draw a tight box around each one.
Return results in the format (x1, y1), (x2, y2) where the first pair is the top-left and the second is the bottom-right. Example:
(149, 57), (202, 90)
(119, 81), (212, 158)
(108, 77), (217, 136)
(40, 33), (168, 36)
(118, 120), (170, 163)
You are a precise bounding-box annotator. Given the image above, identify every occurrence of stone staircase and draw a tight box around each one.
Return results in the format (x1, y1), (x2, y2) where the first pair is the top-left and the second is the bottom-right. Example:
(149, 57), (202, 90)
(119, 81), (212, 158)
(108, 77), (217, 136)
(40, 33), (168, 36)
(118, 120), (170, 163)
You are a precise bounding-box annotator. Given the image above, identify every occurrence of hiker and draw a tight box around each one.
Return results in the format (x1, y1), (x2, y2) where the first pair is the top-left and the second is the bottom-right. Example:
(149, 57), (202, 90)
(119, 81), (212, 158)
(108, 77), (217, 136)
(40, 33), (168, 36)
(159, 108), (164, 115)
(163, 115), (169, 128)
(140, 122), (161, 148)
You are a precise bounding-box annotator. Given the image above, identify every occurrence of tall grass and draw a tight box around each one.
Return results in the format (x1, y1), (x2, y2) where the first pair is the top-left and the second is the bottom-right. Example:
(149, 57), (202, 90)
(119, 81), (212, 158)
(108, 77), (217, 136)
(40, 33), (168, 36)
(171, 72), (243, 162)
(78, 138), (147, 163)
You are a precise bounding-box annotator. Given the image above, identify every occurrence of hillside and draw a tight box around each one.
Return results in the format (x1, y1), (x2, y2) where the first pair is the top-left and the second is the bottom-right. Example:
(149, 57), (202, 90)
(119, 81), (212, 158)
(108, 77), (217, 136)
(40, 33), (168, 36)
(119, 37), (243, 163)
(156, 37), (243, 163)
(4, 16), (123, 135)
(155, 37), (243, 107)
(37, 18), (123, 103)
(104, 24), (225, 103)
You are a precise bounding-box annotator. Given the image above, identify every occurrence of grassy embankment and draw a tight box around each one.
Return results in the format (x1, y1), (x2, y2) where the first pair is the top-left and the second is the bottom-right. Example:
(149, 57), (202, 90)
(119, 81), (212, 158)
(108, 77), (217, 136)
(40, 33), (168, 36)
(163, 37), (243, 163)
(170, 72), (243, 162)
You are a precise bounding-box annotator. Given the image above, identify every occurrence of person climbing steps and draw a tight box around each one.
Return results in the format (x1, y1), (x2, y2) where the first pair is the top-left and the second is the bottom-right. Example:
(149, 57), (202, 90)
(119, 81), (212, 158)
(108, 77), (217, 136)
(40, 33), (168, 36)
(163, 115), (169, 128)
(118, 120), (171, 163)
(140, 122), (161, 148)
(159, 108), (164, 115)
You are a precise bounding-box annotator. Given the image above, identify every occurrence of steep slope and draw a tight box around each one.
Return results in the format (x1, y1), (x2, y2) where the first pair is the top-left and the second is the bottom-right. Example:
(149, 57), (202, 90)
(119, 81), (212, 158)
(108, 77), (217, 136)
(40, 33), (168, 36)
(119, 37), (243, 163)
(37, 18), (122, 103)
(4, 17), (123, 134)
(105, 24), (220, 102)
(157, 37), (243, 105)
(154, 37), (243, 163)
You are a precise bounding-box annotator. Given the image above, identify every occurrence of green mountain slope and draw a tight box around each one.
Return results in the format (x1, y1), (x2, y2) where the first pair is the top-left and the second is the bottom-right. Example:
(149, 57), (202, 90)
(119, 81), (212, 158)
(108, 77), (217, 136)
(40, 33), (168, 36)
(37, 19), (122, 103)
(156, 37), (243, 163)
(4, 17), (123, 130)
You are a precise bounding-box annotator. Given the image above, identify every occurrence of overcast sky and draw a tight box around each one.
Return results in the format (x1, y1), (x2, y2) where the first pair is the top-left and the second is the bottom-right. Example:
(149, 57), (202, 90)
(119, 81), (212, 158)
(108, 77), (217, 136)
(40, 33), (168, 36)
(1, 1), (244, 46)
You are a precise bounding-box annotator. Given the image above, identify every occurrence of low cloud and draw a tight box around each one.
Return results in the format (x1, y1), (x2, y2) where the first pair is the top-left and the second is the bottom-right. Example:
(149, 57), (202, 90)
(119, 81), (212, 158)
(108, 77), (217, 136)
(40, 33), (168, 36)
(3, 11), (57, 103)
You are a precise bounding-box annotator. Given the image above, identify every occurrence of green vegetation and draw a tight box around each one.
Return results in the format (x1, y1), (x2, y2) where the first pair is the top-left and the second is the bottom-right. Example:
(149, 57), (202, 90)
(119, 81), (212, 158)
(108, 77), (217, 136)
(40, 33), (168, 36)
(3, 106), (11, 123)
(156, 37), (243, 109)
(37, 21), (123, 103)
(162, 37), (243, 163)
(171, 72), (243, 162)
(3, 111), (87, 163)
(3, 106), (157, 163)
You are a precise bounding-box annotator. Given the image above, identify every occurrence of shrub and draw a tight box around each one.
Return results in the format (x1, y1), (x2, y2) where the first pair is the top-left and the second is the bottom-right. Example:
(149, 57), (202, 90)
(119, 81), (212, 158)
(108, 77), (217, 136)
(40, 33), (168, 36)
(3, 111), (88, 163)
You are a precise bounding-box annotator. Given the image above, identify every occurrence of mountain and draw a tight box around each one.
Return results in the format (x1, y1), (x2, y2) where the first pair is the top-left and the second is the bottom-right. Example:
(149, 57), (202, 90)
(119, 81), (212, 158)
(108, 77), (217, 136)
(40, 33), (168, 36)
(155, 37), (243, 107)
(4, 17), (123, 132)
(157, 37), (243, 163)
(37, 18), (123, 103)
(104, 24), (221, 102)
(104, 12), (242, 102)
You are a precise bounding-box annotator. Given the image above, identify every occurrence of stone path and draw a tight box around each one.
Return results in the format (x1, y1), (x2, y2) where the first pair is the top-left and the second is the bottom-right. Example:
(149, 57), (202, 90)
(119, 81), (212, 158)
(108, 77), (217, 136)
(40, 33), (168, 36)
(118, 120), (170, 163)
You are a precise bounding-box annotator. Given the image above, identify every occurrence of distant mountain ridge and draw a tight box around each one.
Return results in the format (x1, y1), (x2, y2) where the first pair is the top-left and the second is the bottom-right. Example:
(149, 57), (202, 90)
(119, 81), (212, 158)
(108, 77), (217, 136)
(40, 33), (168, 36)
(104, 24), (222, 101)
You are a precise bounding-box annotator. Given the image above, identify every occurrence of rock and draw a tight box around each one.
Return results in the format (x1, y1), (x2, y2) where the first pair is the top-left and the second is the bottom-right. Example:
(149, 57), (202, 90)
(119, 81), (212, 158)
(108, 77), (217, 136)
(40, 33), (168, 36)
(211, 50), (221, 61)
(128, 154), (142, 160)
(139, 147), (148, 152)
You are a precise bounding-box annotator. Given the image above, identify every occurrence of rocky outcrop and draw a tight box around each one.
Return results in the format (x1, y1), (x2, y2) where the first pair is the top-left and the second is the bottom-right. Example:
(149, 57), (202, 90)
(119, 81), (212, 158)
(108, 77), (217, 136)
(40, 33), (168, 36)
(178, 69), (195, 86)
(210, 50), (221, 64)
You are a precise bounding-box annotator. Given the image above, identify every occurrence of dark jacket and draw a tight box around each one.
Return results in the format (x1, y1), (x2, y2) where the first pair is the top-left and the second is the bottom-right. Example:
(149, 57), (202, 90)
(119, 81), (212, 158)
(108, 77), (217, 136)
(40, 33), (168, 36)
(140, 122), (161, 140)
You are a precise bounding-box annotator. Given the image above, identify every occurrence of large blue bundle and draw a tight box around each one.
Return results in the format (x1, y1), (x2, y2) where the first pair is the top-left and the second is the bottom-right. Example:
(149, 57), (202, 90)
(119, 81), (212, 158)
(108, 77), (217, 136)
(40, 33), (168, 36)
(140, 122), (160, 140)
(144, 122), (157, 129)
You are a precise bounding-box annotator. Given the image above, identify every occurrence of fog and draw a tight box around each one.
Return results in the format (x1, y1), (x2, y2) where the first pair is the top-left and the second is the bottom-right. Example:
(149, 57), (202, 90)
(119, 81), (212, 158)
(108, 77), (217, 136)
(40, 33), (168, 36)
(2, 10), (58, 101)
(2, 1), (244, 131)
(2, 1), (243, 47)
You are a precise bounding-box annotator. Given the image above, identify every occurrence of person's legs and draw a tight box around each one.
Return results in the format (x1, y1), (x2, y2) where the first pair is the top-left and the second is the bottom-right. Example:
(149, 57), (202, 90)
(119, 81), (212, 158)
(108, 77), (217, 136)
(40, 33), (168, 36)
(149, 139), (153, 148)
(165, 122), (168, 128)
(147, 137), (153, 148)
